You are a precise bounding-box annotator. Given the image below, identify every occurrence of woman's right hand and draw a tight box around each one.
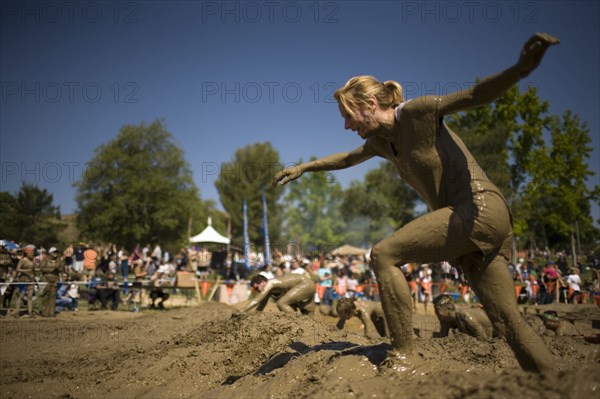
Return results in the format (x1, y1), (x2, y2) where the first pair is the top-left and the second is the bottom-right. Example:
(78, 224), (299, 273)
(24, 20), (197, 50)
(272, 166), (303, 186)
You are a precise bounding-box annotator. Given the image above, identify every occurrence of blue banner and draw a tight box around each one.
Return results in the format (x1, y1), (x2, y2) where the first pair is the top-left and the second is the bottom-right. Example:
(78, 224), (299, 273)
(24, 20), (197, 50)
(243, 198), (250, 269)
(262, 187), (271, 266)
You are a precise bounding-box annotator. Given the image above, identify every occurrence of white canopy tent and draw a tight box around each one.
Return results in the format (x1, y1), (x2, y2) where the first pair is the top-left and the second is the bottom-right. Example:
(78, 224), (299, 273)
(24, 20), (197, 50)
(189, 218), (230, 244)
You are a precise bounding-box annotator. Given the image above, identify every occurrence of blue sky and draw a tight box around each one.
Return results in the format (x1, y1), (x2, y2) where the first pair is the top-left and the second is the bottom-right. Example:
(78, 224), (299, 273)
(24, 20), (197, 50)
(1, 1), (599, 223)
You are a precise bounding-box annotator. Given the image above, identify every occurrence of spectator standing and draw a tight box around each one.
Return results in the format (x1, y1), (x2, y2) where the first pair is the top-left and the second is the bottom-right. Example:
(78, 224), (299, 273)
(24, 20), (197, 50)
(14, 245), (37, 317)
(63, 244), (74, 274)
(97, 270), (120, 310)
(0, 242), (13, 281)
(317, 262), (334, 306)
(40, 247), (62, 317)
(290, 259), (306, 275)
(151, 244), (162, 263)
(73, 243), (86, 274)
(83, 244), (98, 282)
(346, 273), (359, 299)
(566, 268), (583, 304)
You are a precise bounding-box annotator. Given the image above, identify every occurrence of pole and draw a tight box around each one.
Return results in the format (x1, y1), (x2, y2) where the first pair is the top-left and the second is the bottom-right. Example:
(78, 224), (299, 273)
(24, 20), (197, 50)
(207, 276), (221, 302)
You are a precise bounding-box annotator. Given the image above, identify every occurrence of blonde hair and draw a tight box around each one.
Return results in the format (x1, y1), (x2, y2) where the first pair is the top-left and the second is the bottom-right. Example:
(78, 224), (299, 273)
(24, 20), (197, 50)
(334, 76), (403, 117)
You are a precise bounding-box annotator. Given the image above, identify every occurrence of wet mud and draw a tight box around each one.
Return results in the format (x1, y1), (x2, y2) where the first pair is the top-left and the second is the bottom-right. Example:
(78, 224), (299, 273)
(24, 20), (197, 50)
(1, 302), (599, 398)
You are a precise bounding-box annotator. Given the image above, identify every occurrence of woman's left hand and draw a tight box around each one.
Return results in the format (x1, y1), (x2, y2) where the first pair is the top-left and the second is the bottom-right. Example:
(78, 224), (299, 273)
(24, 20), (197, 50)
(518, 32), (560, 77)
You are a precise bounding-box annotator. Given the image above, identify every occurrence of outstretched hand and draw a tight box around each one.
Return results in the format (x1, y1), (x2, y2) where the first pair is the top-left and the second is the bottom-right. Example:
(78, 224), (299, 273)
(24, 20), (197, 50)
(272, 166), (303, 186)
(518, 32), (560, 77)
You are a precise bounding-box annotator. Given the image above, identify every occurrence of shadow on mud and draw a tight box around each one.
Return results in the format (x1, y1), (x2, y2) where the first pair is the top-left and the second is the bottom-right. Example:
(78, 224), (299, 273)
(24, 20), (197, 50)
(222, 341), (391, 385)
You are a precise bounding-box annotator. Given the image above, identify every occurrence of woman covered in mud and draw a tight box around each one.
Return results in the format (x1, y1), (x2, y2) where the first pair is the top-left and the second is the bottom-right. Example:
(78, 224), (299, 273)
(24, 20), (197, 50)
(274, 33), (560, 372)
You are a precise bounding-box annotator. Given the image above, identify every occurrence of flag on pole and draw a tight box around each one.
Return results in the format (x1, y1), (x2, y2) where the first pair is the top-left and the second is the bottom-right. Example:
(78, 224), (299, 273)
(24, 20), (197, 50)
(243, 198), (250, 269)
(262, 186), (271, 266)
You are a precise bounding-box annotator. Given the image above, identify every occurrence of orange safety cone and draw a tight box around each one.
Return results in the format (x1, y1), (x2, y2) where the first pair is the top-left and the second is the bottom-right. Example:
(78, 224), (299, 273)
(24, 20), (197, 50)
(460, 284), (470, 302)
(439, 282), (448, 294)
(409, 281), (417, 294)
(531, 283), (539, 303)
(317, 284), (326, 300)
(515, 285), (523, 299)
(201, 281), (211, 297)
(335, 285), (346, 297)
(421, 281), (432, 295)
(580, 292), (589, 304)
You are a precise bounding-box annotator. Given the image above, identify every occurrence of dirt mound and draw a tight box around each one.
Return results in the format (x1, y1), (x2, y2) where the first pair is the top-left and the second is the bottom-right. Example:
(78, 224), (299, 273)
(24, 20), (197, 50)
(1, 302), (599, 398)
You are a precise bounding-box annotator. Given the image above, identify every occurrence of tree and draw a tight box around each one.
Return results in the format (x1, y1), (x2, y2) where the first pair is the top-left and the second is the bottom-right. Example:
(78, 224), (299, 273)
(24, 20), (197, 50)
(283, 157), (346, 254)
(447, 84), (521, 199)
(215, 142), (284, 249)
(0, 184), (64, 247)
(542, 111), (599, 254)
(340, 161), (419, 245)
(0, 192), (19, 240)
(448, 84), (599, 255)
(74, 119), (212, 249)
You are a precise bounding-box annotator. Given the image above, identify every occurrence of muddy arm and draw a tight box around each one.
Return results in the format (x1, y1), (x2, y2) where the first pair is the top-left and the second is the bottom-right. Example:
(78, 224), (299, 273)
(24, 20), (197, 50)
(359, 310), (378, 339)
(273, 145), (374, 186)
(443, 33), (559, 115)
(434, 321), (451, 338)
(241, 281), (275, 312)
(407, 33), (560, 117)
(459, 311), (490, 341)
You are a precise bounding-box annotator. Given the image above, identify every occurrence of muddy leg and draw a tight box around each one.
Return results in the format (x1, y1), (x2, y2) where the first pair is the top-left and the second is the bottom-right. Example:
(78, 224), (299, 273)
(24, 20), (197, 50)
(27, 286), (33, 315)
(463, 253), (554, 372)
(369, 207), (469, 354)
(277, 282), (316, 315)
(370, 246), (413, 353)
(15, 289), (25, 316)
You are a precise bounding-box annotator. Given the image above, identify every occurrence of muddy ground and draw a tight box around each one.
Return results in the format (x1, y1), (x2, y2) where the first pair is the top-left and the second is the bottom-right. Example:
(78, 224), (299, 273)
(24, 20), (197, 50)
(1, 300), (599, 399)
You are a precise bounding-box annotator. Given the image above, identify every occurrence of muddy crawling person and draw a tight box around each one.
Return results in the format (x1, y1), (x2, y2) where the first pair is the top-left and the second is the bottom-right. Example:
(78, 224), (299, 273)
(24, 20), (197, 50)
(242, 273), (316, 315)
(433, 294), (496, 341)
(523, 310), (582, 337)
(336, 298), (389, 338)
(274, 33), (560, 372)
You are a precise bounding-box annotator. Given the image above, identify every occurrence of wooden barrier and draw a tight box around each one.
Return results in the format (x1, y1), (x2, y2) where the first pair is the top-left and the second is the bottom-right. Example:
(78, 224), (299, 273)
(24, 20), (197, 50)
(175, 271), (195, 288)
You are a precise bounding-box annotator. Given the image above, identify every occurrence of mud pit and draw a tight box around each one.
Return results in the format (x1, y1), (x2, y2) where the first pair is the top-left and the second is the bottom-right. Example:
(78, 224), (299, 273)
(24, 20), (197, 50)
(1, 302), (599, 399)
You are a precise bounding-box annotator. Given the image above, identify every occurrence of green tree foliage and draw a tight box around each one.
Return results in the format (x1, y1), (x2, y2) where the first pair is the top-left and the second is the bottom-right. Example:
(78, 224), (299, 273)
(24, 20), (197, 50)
(283, 157), (345, 253)
(0, 184), (64, 247)
(540, 111), (599, 250)
(74, 120), (212, 249)
(447, 84), (521, 198)
(0, 192), (19, 240)
(340, 161), (419, 245)
(448, 84), (599, 252)
(215, 142), (284, 248)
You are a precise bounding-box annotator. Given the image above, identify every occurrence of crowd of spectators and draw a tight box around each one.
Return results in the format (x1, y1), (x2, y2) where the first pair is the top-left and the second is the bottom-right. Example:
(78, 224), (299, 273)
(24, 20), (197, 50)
(1, 239), (599, 317)
(508, 252), (600, 305)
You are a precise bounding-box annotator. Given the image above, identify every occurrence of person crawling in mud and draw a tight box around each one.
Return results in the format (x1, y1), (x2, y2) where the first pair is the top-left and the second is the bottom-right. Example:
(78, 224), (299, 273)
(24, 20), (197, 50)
(336, 297), (388, 338)
(242, 273), (316, 315)
(433, 294), (496, 341)
(539, 311), (581, 337)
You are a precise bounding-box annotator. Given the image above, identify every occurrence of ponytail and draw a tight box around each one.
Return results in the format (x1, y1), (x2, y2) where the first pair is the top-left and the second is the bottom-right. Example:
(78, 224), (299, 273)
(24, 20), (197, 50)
(335, 76), (404, 116)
